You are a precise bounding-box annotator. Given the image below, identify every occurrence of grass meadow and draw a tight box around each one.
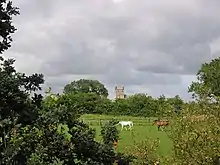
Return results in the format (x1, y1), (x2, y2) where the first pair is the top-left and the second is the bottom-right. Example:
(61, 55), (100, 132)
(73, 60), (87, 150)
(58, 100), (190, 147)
(80, 114), (173, 157)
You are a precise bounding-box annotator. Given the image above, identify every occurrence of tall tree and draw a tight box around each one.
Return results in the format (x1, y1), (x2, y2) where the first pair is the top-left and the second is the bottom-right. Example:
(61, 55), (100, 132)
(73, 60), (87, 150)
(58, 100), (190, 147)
(0, 0), (19, 53)
(63, 79), (108, 98)
(0, 1), (45, 162)
(166, 58), (220, 164)
(188, 57), (220, 101)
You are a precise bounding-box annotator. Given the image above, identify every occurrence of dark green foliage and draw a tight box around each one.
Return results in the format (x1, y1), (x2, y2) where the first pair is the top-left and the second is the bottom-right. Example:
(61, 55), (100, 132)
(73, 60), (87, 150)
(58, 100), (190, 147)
(2, 92), (126, 164)
(95, 98), (113, 114)
(0, 58), (44, 123)
(0, 0), (19, 54)
(188, 57), (220, 101)
(101, 119), (119, 146)
(0, 57), (44, 163)
(0, 4), (44, 162)
(116, 153), (135, 165)
(112, 98), (131, 116)
(64, 79), (109, 98)
(72, 92), (184, 117)
(41, 93), (82, 125)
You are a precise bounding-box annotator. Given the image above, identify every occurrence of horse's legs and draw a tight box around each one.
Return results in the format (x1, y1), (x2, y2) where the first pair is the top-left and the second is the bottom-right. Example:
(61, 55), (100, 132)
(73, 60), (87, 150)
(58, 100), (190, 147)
(121, 125), (123, 131)
(158, 126), (160, 131)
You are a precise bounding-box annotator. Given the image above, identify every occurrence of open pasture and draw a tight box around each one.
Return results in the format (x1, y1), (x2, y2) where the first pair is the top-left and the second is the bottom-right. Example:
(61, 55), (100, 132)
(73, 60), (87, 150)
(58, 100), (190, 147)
(80, 114), (173, 157)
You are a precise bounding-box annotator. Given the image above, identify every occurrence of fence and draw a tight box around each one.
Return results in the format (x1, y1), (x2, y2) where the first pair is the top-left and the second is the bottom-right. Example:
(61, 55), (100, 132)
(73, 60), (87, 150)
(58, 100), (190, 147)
(80, 118), (156, 126)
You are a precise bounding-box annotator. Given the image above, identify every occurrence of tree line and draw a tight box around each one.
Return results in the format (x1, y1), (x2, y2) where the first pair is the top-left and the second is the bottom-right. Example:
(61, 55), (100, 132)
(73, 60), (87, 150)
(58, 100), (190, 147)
(62, 80), (184, 117)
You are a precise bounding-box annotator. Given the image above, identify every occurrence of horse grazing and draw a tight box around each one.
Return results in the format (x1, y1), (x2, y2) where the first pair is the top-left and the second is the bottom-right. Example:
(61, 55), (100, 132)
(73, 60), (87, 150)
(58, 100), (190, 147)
(118, 121), (133, 130)
(153, 119), (169, 131)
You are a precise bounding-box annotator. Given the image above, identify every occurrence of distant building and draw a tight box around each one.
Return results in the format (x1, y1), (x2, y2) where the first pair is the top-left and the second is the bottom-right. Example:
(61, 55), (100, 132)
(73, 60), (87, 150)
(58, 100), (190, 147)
(115, 86), (126, 99)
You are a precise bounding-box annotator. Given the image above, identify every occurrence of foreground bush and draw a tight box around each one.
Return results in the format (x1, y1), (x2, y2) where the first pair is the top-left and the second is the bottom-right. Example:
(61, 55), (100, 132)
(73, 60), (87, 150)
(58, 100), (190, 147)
(167, 101), (220, 165)
(125, 137), (160, 165)
(2, 92), (133, 164)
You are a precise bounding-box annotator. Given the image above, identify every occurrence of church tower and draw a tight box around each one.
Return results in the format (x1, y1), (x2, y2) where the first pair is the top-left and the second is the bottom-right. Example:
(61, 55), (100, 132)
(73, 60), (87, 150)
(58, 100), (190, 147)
(115, 85), (126, 99)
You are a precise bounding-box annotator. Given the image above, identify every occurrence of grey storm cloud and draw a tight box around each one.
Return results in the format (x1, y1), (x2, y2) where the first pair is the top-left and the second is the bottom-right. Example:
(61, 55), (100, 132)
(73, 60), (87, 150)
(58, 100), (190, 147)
(3, 0), (220, 99)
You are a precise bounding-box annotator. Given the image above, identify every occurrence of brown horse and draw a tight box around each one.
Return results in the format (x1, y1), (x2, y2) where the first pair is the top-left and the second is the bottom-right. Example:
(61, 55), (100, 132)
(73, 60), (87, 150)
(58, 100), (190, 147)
(153, 119), (169, 131)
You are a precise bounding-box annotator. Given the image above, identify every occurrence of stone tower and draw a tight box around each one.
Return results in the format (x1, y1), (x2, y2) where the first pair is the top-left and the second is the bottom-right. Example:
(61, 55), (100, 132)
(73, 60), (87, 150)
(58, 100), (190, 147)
(115, 85), (126, 99)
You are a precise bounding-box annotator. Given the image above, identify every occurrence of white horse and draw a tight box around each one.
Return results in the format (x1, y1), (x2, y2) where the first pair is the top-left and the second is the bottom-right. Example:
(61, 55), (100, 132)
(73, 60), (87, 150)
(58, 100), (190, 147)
(117, 121), (133, 130)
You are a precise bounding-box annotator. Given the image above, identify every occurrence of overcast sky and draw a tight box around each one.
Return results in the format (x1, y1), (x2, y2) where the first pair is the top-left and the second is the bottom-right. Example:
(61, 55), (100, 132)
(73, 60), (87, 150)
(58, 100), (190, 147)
(4, 0), (220, 100)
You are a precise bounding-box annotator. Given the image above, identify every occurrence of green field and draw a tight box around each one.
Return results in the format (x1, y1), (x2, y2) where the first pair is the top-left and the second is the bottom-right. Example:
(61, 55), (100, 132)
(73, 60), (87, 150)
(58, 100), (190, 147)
(80, 114), (173, 157)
